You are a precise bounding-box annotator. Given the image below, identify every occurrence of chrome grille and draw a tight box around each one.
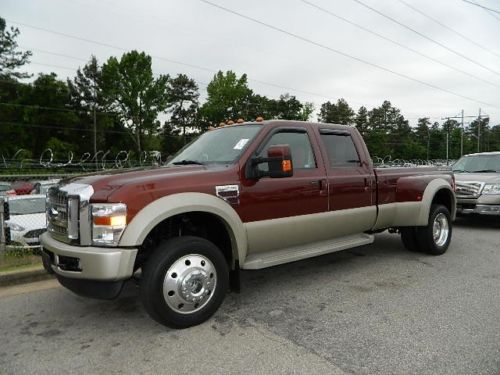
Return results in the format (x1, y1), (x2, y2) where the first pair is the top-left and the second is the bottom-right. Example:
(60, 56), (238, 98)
(455, 181), (484, 198)
(47, 187), (69, 242)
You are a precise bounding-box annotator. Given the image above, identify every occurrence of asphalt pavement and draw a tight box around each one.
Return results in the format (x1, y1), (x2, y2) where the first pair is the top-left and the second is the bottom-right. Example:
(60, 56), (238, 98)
(0, 216), (499, 375)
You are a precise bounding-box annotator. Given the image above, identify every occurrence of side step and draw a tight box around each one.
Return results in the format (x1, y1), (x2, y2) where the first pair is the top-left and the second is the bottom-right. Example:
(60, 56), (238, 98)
(241, 233), (374, 270)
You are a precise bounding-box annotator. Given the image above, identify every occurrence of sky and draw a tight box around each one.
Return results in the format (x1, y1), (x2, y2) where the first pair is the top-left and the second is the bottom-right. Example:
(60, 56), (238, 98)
(2, 0), (500, 127)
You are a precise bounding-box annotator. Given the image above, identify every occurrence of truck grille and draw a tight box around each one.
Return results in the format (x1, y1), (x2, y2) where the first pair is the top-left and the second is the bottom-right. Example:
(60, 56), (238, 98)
(455, 181), (484, 198)
(45, 183), (94, 246)
(47, 187), (70, 242)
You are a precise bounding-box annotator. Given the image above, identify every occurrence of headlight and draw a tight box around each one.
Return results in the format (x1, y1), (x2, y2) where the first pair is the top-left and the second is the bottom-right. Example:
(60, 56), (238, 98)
(91, 203), (127, 246)
(7, 222), (24, 231)
(482, 184), (500, 195)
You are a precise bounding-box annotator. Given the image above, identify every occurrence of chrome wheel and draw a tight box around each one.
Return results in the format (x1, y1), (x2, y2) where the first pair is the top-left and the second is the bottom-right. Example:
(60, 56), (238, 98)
(432, 212), (449, 247)
(163, 254), (217, 314)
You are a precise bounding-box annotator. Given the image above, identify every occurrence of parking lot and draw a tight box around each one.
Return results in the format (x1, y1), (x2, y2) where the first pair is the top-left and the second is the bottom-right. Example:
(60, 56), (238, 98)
(0, 217), (499, 375)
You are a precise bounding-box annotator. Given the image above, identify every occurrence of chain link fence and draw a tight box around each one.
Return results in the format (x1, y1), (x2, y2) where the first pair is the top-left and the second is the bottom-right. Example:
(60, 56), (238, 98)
(0, 175), (75, 269)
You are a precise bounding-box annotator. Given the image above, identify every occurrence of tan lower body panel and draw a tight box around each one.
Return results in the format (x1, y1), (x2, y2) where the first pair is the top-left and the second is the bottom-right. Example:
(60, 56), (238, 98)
(242, 233), (374, 269)
(244, 206), (377, 255)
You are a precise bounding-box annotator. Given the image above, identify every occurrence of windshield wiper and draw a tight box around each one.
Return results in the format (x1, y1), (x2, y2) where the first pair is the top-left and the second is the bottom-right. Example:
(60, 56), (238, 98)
(471, 169), (498, 173)
(452, 169), (469, 173)
(171, 159), (205, 165)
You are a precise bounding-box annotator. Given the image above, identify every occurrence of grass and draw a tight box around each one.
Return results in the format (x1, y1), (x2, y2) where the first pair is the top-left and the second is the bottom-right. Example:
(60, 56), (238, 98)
(0, 247), (42, 273)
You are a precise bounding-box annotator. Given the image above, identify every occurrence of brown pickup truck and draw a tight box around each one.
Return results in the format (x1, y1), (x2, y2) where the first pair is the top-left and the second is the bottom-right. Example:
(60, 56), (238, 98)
(40, 120), (456, 328)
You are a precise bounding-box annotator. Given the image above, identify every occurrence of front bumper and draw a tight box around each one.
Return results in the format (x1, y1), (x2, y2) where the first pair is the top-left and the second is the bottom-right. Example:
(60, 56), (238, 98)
(456, 196), (500, 216)
(40, 232), (138, 281)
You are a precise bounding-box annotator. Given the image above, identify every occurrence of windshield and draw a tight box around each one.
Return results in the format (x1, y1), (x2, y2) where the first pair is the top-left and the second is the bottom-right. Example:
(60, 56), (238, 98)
(452, 154), (500, 173)
(168, 125), (262, 165)
(9, 197), (46, 215)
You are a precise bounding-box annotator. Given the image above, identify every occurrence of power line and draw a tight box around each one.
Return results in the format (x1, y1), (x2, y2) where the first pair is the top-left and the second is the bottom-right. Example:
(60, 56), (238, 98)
(6, 19), (352, 106)
(397, 0), (500, 59)
(0, 120), (132, 134)
(351, 0), (500, 77)
(462, 0), (500, 15)
(199, 0), (499, 109)
(0, 102), (114, 115)
(301, 0), (500, 89)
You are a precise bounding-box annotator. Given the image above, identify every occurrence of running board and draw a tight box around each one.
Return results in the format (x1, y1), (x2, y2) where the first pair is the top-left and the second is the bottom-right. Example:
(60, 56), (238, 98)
(241, 233), (374, 270)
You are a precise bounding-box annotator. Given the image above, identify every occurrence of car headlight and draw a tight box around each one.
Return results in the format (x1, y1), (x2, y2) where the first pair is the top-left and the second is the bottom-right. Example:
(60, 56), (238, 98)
(482, 184), (500, 195)
(7, 222), (25, 231)
(91, 203), (127, 246)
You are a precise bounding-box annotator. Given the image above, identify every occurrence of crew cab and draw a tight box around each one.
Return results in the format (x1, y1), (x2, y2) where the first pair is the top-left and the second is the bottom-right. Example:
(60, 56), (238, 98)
(40, 120), (456, 328)
(452, 152), (500, 216)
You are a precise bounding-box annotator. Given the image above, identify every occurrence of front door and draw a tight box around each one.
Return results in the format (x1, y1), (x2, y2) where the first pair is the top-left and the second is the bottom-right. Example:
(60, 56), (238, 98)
(238, 126), (329, 253)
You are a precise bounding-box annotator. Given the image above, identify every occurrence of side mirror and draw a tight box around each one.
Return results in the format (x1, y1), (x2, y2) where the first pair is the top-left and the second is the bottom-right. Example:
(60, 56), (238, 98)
(245, 144), (294, 179)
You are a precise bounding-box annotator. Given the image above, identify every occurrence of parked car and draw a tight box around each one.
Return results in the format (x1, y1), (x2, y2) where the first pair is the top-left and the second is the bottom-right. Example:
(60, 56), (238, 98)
(31, 179), (61, 195)
(452, 151), (500, 216)
(11, 180), (35, 195)
(5, 194), (47, 249)
(0, 182), (15, 197)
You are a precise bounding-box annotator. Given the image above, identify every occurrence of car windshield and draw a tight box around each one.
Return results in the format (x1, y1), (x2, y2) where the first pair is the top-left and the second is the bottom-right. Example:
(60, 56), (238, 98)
(168, 125), (262, 166)
(452, 154), (500, 173)
(9, 197), (46, 215)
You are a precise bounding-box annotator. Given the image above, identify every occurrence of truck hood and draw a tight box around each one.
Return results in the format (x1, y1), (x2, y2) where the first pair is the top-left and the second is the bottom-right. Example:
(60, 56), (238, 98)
(64, 164), (233, 201)
(454, 173), (500, 184)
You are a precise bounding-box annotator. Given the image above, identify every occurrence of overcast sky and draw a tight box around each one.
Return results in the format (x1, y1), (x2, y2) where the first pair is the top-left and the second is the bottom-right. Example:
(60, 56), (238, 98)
(3, 0), (500, 127)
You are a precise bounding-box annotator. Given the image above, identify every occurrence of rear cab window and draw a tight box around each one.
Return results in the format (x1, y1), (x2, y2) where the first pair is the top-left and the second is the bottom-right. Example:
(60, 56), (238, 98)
(319, 129), (361, 168)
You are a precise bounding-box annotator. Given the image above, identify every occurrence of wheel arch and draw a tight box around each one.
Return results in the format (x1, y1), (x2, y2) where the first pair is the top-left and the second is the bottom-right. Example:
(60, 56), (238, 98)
(417, 178), (456, 225)
(119, 193), (247, 266)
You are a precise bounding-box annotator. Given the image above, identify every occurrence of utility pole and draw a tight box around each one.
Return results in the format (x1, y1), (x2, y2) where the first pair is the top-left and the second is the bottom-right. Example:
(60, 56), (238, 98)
(461, 109), (464, 156)
(93, 86), (98, 170)
(477, 108), (481, 153)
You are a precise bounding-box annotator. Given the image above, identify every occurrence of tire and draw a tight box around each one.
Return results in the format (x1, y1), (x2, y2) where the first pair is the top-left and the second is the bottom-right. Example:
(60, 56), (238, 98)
(140, 236), (229, 328)
(400, 227), (420, 252)
(416, 204), (452, 255)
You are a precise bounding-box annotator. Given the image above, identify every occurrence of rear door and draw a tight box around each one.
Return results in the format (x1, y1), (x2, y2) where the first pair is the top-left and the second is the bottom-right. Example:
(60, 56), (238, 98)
(316, 128), (377, 236)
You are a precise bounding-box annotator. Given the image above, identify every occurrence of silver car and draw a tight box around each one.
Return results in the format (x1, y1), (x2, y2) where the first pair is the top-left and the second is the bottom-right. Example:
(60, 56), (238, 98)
(452, 152), (500, 216)
(5, 194), (47, 249)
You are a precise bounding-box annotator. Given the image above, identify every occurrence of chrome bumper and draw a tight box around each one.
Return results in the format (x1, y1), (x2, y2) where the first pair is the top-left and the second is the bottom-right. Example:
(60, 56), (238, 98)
(40, 232), (137, 281)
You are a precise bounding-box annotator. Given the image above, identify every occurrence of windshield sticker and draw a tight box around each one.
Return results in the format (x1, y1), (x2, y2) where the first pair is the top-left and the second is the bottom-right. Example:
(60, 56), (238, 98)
(233, 138), (249, 150)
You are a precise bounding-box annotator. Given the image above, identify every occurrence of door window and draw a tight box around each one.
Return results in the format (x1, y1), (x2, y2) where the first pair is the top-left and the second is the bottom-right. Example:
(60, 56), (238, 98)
(320, 131), (360, 167)
(258, 130), (316, 171)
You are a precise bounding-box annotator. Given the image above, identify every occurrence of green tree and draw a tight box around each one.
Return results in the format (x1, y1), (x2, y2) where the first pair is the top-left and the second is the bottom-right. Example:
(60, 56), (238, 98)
(299, 102), (315, 121)
(354, 106), (369, 135)
(414, 118), (431, 159)
(167, 74), (199, 141)
(318, 98), (354, 124)
(101, 50), (169, 155)
(200, 70), (253, 124)
(0, 17), (32, 80)
(273, 94), (304, 120)
(68, 56), (120, 154)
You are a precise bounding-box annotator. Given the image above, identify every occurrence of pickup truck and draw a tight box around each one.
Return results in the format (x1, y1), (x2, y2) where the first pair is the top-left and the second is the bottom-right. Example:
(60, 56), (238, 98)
(452, 151), (500, 216)
(40, 120), (456, 328)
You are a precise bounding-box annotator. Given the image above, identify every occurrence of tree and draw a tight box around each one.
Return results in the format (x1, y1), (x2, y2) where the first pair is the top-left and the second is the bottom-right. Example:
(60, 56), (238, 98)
(355, 106), (369, 135)
(101, 50), (169, 155)
(299, 102), (315, 121)
(414, 118), (431, 159)
(200, 71), (253, 124)
(68, 56), (119, 154)
(318, 98), (354, 124)
(167, 74), (199, 141)
(0, 17), (32, 80)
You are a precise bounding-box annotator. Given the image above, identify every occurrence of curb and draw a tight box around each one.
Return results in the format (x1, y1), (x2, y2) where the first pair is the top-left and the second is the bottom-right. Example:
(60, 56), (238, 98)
(0, 266), (55, 287)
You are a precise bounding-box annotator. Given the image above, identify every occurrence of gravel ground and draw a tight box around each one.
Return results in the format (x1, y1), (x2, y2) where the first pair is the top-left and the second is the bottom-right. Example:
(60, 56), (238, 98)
(0, 216), (499, 375)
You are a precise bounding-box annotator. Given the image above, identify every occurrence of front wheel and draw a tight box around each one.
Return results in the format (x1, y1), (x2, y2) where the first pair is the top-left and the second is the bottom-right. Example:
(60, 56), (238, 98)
(140, 236), (229, 328)
(416, 204), (452, 255)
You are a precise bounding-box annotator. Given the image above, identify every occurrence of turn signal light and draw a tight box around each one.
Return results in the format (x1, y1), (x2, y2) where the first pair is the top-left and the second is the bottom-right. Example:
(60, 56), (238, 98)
(282, 160), (292, 172)
(93, 215), (127, 226)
